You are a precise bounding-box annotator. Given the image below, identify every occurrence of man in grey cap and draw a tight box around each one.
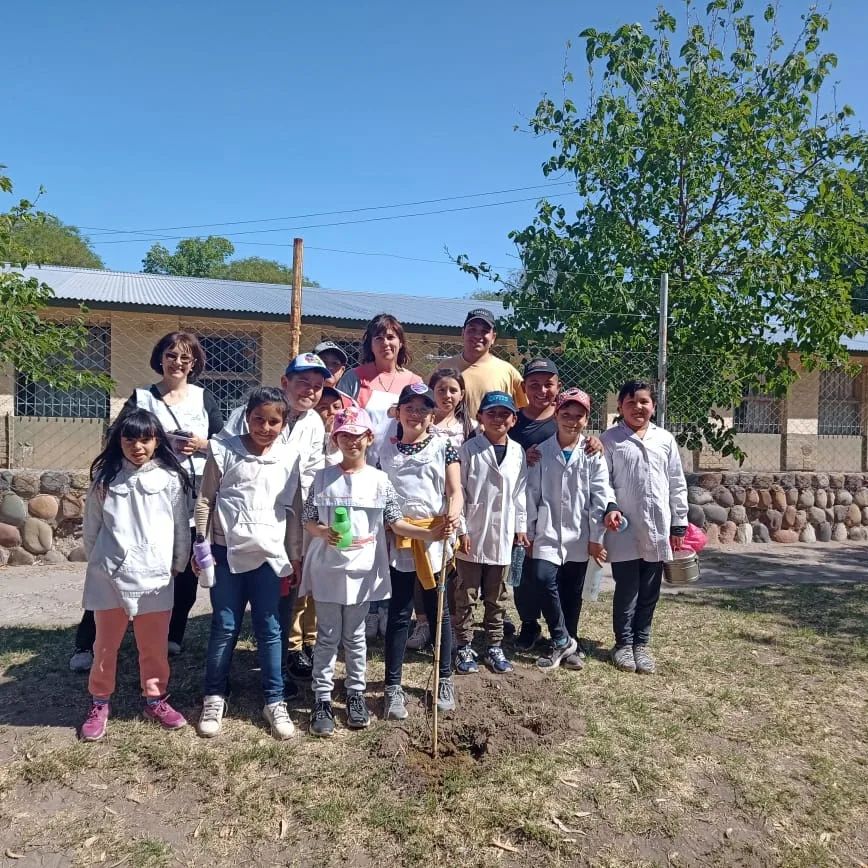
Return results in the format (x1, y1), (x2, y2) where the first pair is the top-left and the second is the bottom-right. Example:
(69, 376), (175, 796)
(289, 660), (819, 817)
(313, 341), (348, 387)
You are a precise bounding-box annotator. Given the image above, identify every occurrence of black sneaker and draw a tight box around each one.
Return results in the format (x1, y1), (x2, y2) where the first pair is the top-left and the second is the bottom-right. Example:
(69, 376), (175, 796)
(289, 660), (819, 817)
(309, 700), (335, 737)
(287, 649), (313, 680)
(514, 622), (543, 651)
(346, 690), (370, 729)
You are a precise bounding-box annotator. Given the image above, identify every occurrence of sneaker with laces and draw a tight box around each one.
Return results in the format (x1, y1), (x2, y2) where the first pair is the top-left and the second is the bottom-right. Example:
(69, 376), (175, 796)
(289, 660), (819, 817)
(633, 644), (657, 674)
(198, 695), (227, 737)
(383, 685), (408, 720)
(436, 676), (456, 713)
(69, 649), (94, 673)
(483, 645), (514, 674)
(167, 641), (182, 656)
(80, 701), (109, 742)
(454, 645), (479, 675)
(563, 649), (586, 671)
(514, 623), (543, 652)
(406, 621), (431, 650)
(364, 613), (379, 641)
(536, 636), (578, 670)
(378, 607), (389, 637)
(346, 690), (370, 729)
(310, 699), (335, 737)
(612, 644), (637, 672)
(144, 697), (187, 729)
(264, 700), (295, 740)
(287, 649), (313, 680)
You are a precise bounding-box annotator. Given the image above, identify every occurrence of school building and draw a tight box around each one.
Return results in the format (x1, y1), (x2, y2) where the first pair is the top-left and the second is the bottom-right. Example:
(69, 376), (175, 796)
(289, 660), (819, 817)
(1, 264), (867, 472)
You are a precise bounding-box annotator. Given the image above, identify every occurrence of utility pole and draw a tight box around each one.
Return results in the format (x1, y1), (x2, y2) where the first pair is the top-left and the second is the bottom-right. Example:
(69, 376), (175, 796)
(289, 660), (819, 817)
(657, 272), (669, 429)
(290, 237), (304, 357)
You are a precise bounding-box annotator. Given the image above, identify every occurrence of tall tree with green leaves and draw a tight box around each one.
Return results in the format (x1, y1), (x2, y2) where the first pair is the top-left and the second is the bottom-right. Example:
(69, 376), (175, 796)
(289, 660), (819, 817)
(0, 167), (112, 391)
(12, 215), (104, 268)
(461, 1), (868, 458)
(222, 256), (320, 286)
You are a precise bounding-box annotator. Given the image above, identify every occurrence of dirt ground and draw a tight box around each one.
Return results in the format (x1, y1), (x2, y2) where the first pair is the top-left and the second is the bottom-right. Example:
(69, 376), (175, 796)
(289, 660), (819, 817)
(0, 545), (866, 867)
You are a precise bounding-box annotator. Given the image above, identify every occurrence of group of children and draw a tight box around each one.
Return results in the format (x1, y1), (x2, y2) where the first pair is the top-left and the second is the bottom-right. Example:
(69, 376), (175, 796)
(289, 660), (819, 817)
(78, 345), (688, 743)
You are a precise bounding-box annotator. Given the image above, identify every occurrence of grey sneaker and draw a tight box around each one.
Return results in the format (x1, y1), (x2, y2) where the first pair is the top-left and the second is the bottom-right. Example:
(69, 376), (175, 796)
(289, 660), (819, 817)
(383, 685), (408, 720)
(633, 644), (656, 674)
(346, 690), (370, 729)
(611, 644), (637, 672)
(536, 636), (578, 670)
(69, 649), (94, 673)
(563, 649), (586, 671)
(436, 677), (456, 713)
(263, 700), (295, 740)
(197, 695), (227, 738)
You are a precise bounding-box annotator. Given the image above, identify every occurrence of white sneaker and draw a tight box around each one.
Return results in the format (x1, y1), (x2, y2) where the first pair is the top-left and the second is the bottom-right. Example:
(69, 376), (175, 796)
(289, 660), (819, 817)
(378, 607), (389, 637)
(167, 641), (182, 656)
(406, 621), (431, 650)
(264, 701), (295, 740)
(365, 613), (379, 641)
(198, 695), (226, 738)
(69, 649), (94, 672)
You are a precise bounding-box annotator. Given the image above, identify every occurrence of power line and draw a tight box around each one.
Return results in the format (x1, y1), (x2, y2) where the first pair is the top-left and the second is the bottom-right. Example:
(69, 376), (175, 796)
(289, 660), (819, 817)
(81, 182), (577, 236)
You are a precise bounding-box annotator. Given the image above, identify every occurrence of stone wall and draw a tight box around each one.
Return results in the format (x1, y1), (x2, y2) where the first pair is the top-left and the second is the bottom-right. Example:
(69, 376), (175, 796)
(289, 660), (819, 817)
(686, 471), (868, 544)
(0, 470), (88, 566)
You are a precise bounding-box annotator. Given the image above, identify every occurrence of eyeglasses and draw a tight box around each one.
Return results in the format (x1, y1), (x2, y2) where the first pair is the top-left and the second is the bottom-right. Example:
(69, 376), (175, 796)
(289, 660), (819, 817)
(401, 406), (434, 417)
(164, 352), (194, 364)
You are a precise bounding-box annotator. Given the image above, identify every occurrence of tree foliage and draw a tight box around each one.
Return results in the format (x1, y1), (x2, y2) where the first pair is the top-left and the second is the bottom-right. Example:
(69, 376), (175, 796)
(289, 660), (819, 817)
(12, 215), (104, 269)
(142, 237), (319, 285)
(0, 167), (112, 391)
(461, 1), (868, 458)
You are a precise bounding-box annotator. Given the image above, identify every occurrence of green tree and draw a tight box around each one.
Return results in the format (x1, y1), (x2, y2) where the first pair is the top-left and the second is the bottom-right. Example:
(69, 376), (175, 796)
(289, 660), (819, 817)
(0, 167), (112, 391)
(461, 1), (868, 458)
(222, 255), (320, 286)
(12, 215), (104, 268)
(142, 236), (236, 278)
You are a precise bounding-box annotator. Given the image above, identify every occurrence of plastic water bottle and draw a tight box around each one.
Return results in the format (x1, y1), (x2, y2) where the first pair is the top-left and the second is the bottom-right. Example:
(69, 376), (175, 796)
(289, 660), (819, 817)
(614, 513), (630, 533)
(582, 557), (604, 602)
(331, 507), (352, 550)
(508, 544), (526, 587)
(193, 534), (215, 589)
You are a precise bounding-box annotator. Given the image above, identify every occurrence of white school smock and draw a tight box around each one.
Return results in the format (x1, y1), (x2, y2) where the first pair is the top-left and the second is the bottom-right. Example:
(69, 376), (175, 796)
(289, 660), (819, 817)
(135, 385), (209, 481)
(379, 435), (454, 573)
(599, 422), (689, 563)
(217, 405), (324, 500)
(457, 436), (527, 566)
(211, 435), (301, 577)
(300, 464), (392, 605)
(526, 434), (615, 566)
(82, 460), (190, 617)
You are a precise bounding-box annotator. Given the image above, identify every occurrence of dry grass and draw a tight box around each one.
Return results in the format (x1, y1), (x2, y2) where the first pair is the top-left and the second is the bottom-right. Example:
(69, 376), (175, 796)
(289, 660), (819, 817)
(0, 583), (865, 867)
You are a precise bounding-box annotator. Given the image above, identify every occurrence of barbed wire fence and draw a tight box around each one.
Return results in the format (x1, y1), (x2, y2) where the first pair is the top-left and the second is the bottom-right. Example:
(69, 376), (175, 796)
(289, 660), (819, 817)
(2, 313), (866, 473)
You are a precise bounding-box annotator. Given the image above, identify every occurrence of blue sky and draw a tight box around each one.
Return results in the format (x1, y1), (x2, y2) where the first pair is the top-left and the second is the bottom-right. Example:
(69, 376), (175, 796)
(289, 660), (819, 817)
(4, 1), (866, 298)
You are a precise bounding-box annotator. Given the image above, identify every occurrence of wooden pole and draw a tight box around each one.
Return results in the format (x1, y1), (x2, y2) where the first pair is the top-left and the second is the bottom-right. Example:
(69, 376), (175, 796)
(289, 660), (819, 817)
(657, 272), (669, 429)
(290, 237), (304, 357)
(431, 498), (453, 759)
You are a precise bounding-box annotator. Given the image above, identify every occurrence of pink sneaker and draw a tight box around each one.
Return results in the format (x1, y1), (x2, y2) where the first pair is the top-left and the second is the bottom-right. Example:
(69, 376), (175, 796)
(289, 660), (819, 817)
(80, 701), (110, 742)
(143, 698), (187, 730)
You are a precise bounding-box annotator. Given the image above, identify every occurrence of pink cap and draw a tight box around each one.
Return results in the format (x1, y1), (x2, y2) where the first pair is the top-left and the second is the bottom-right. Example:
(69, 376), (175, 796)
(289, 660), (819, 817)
(331, 405), (374, 439)
(556, 388), (592, 413)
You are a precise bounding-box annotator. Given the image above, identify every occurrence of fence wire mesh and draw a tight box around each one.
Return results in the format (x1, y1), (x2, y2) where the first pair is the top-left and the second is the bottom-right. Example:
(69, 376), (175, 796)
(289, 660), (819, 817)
(2, 312), (867, 473)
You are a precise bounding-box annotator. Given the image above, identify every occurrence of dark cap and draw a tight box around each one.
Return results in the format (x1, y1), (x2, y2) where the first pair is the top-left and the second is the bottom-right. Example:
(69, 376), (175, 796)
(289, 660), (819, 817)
(313, 341), (348, 365)
(479, 390), (518, 414)
(523, 358), (559, 379)
(463, 307), (496, 328)
(397, 382), (436, 409)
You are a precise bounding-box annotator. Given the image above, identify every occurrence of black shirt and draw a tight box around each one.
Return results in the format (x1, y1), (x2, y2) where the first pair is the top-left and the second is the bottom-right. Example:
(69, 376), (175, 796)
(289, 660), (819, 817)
(508, 411), (557, 451)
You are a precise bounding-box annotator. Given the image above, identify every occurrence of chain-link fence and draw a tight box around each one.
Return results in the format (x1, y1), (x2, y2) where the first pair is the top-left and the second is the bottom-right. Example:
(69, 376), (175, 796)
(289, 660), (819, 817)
(2, 311), (867, 472)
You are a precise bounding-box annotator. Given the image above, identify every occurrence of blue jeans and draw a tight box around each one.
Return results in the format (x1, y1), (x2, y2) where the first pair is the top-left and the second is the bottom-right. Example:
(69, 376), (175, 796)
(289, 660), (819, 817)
(532, 559), (588, 644)
(203, 546), (284, 705)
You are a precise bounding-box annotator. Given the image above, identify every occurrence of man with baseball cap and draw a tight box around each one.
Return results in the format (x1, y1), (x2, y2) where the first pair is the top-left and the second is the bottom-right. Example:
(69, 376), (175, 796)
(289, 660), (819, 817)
(313, 341), (349, 387)
(437, 308), (527, 418)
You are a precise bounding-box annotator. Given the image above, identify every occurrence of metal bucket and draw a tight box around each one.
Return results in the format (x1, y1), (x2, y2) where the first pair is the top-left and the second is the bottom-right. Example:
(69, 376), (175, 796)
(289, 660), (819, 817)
(663, 551), (700, 585)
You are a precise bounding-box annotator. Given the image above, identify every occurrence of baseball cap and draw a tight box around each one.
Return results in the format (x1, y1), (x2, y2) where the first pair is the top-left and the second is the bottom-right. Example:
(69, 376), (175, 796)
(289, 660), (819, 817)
(284, 353), (330, 379)
(463, 307), (496, 328)
(331, 405), (374, 439)
(313, 341), (348, 365)
(523, 358), (559, 378)
(556, 388), (592, 414)
(479, 391), (518, 414)
(397, 382), (436, 409)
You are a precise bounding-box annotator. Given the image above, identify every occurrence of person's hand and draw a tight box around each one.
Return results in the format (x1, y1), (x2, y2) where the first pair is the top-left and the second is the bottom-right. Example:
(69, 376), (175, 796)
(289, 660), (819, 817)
(584, 435), (604, 456)
(427, 517), (449, 542)
(288, 559), (303, 588)
(176, 435), (205, 456)
(526, 445), (541, 467)
(604, 511), (623, 532)
(515, 532), (531, 550)
(313, 523), (342, 545)
(190, 555), (201, 576)
(588, 542), (607, 562)
(670, 534), (684, 552)
(458, 534), (471, 555)
(446, 502), (462, 528)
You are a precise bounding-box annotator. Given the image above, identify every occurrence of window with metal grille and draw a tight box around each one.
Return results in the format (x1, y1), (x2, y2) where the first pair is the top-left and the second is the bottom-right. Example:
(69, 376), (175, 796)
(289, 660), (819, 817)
(15, 325), (111, 419)
(734, 384), (781, 434)
(194, 331), (261, 419)
(818, 369), (863, 436)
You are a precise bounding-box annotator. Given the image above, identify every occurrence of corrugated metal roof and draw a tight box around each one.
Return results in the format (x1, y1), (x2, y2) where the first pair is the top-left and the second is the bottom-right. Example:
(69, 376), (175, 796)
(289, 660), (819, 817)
(8, 264), (507, 329)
